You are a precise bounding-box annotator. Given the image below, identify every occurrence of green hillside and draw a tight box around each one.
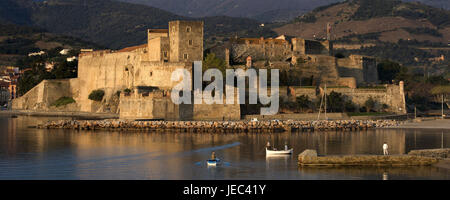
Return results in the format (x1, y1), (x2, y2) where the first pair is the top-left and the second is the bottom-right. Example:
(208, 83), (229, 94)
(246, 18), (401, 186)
(0, 0), (276, 49)
(0, 23), (101, 65)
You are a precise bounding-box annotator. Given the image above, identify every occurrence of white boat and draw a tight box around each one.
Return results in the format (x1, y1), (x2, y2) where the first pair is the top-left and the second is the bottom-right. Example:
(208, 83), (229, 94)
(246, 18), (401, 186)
(266, 148), (293, 155)
(206, 158), (220, 166)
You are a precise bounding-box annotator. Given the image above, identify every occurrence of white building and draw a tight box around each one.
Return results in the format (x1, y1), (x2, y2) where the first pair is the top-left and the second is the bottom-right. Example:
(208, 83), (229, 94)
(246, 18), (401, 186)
(60, 49), (71, 55)
(28, 51), (45, 57)
(45, 62), (55, 72)
(67, 56), (78, 62)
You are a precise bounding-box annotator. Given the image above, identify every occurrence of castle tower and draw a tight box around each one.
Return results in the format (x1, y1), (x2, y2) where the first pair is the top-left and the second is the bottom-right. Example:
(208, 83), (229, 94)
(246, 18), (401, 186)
(168, 20), (204, 62)
(225, 48), (230, 67)
(246, 56), (252, 68)
(326, 22), (332, 41)
(148, 29), (168, 41)
(147, 29), (169, 62)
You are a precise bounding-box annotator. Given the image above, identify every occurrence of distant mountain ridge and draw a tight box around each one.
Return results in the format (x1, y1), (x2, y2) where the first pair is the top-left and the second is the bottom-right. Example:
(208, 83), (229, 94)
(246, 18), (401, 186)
(116, 0), (450, 22)
(0, 22), (101, 65)
(274, 0), (450, 44)
(116, 0), (341, 22)
(0, 0), (276, 49)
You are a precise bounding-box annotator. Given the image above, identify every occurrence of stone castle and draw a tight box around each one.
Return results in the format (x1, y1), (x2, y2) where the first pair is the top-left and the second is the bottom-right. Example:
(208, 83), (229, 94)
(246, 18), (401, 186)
(12, 20), (406, 120)
(210, 35), (378, 88)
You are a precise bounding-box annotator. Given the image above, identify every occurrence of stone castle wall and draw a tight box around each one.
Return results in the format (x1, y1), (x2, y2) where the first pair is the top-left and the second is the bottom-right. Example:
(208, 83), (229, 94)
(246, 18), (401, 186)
(292, 38), (332, 55)
(192, 91), (241, 120)
(168, 21), (204, 62)
(119, 89), (241, 121)
(229, 38), (292, 63)
(77, 51), (143, 112)
(12, 79), (78, 111)
(135, 61), (192, 90)
(12, 20), (400, 120)
(295, 54), (340, 85)
(119, 90), (182, 120)
(337, 55), (378, 85)
(283, 83), (406, 114)
(212, 36), (377, 87)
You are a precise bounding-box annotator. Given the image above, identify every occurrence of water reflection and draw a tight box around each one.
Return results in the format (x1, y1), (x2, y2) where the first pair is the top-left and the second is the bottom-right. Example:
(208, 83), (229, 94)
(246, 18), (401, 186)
(266, 155), (291, 170)
(0, 116), (449, 180)
(382, 171), (388, 180)
(298, 166), (449, 180)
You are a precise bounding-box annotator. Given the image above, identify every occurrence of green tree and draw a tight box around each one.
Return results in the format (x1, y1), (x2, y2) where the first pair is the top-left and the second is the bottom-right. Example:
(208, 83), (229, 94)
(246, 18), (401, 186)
(88, 90), (105, 101)
(296, 95), (312, 112)
(377, 60), (408, 83)
(344, 101), (357, 112)
(203, 53), (227, 74)
(364, 97), (377, 112)
(326, 91), (345, 112)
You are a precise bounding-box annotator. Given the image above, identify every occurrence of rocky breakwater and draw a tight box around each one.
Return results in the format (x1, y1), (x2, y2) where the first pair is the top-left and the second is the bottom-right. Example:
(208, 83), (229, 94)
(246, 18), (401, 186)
(288, 119), (401, 131)
(37, 119), (401, 133)
(298, 150), (439, 166)
(408, 148), (450, 159)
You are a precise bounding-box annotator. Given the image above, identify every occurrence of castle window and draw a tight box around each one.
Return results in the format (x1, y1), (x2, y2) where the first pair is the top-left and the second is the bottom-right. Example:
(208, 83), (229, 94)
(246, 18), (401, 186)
(183, 53), (188, 59)
(186, 26), (191, 33)
(150, 71), (153, 76)
(188, 40), (193, 46)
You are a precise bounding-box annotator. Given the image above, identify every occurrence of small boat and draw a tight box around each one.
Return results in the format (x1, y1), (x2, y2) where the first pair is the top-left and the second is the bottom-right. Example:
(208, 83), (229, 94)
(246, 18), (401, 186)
(266, 148), (293, 155)
(206, 158), (220, 166)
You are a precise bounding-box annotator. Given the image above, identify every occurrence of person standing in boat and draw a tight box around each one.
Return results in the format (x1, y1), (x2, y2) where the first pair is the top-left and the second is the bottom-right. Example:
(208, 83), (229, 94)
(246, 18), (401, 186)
(266, 141), (271, 150)
(285, 143), (289, 151)
(211, 152), (216, 160)
(383, 142), (389, 155)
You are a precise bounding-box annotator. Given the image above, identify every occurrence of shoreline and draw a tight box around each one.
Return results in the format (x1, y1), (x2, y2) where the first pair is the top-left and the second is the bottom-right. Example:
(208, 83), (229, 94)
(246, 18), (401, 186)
(0, 110), (118, 120)
(433, 159), (450, 170)
(3, 110), (450, 130)
(391, 118), (450, 130)
(36, 119), (401, 133)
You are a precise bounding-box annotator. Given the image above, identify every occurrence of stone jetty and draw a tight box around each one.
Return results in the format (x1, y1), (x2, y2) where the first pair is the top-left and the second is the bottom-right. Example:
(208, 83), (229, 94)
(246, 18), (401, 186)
(408, 148), (450, 159)
(37, 119), (401, 133)
(298, 150), (439, 166)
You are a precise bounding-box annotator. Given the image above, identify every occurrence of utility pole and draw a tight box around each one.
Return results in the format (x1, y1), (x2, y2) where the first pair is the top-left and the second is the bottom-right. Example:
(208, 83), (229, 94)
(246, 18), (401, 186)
(442, 94), (445, 119)
(324, 84), (327, 120)
(414, 105), (416, 119)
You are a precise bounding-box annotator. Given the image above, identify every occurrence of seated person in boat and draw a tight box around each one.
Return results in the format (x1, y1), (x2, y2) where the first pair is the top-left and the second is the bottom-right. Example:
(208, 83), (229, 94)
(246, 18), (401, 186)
(211, 152), (216, 160)
(266, 141), (272, 150)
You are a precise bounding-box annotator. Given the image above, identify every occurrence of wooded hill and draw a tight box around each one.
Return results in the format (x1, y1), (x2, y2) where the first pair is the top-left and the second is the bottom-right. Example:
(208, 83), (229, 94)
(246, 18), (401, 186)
(0, 0), (276, 49)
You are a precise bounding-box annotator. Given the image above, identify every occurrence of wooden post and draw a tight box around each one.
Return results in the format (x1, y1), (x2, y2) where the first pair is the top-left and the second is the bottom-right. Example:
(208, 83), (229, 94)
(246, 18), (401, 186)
(325, 84), (327, 120)
(442, 94), (444, 119)
(414, 105), (416, 119)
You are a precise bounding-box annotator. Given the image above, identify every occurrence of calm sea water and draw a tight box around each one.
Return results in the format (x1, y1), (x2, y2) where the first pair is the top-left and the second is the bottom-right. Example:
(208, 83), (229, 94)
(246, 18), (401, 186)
(0, 116), (449, 180)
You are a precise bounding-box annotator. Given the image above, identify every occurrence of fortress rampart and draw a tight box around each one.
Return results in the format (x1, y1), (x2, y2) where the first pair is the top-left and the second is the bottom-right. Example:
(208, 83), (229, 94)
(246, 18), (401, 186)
(211, 35), (378, 87)
(12, 20), (406, 119)
(282, 82), (406, 114)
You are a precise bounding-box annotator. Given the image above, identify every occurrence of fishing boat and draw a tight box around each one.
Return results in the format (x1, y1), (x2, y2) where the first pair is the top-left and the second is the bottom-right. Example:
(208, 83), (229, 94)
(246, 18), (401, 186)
(206, 158), (220, 166)
(266, 147), (293, 155)
(207, 152), (220, 166)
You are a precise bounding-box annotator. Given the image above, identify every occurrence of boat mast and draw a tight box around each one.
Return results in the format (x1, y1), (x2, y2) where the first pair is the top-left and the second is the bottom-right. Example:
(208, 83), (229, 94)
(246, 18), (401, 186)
(325, 84), (327, 120)
(442, 94), (444, 119)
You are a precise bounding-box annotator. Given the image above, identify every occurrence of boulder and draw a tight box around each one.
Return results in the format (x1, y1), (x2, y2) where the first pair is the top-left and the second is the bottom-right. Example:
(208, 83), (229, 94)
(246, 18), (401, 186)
(298, 149), (318, 163)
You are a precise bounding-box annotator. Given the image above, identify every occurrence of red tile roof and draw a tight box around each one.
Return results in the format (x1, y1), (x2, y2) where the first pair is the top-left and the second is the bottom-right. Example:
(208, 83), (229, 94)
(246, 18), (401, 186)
(117, 44), (148, 53)
(148, 29), (168, 33)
